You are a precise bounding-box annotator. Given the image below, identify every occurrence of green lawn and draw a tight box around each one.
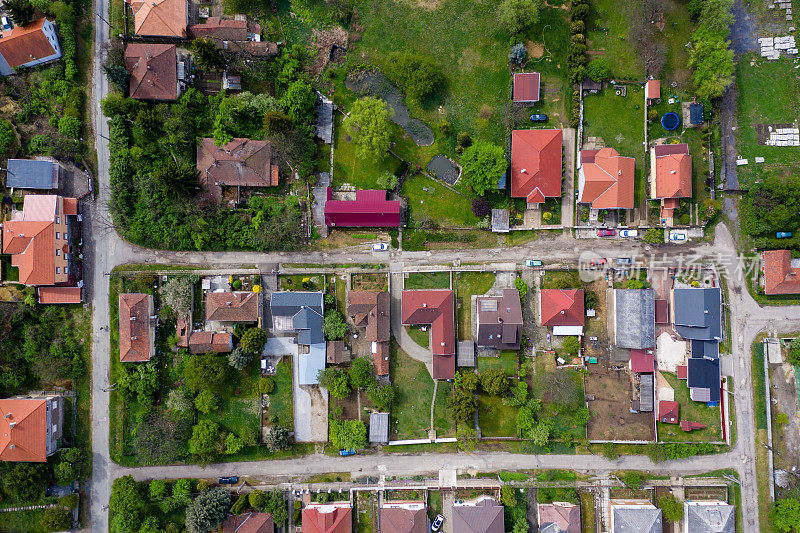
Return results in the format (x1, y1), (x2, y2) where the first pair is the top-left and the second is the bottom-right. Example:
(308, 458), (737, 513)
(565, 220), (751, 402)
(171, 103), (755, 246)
(455, 271), (495, 340)
(586, 0), (641, 80)
(332, 113), (405, 190)
(659, 0), (695, 91)
(279, 274), (324, 292)
(405, 271), (450, 290)
(477, 352), (519, 375)
(406, 325), (430, 349)
(583, 87), (647, 202)
(433, 381), (455, 437)
(201, 364), (261, 439)
(542, 270), (583, 290)
(270, 359), (294, 428)
(734, 55), (800, 188)
(401, 174), (479, 228)
(477, 390), (519, 437)
(0, 508), (63, 533)
(657, 372), (722, 442)
(390, 342), (437, 439)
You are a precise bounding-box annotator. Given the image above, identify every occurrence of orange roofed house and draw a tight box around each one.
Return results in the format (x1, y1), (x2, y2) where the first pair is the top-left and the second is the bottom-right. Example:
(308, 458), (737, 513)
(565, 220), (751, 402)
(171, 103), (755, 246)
(763, 250), (800, 295)
(511, 129), (563, 206)
(2, 194), (78, 286)
(128, 0), (187, 37)
(540, 289), (584, 336)
(0, 395), (64, 462)
(125, 43), (180, 101)
(119, 293), (155, 362)
(578, 148), (635, 210)
(302, 502), (352, 533)
(645, 79), (660, 105)
(401, 290), (455, 380)
(649, 143), (692, 225)
(0, 18), (62, 76)
(197, 138), (280, 204)
(347, 291), (391, 376)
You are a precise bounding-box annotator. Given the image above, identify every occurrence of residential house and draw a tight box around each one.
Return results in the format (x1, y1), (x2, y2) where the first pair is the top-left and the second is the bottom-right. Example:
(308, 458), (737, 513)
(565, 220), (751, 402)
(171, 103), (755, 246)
(538, 502), (581, 533)
(270, 292), (325, 385)
(2, 194), (77, 286)
(511, 129), (563, 206)
(763, 250), (800, 295)
(658, 400), (680, 424)
(119, 293), (155, 362)
(684, 501), (735, 533)
(0, 18), (61, 76)
(324, 188), (402, 228)
(197, 138), (280, 203)
(645, 80), (660, 105)
(475, 289), (523, 350)
(380, 501), (429, 533)
(0, 395), (64, 462)
(369, 412), (389, 445)
(687, 356), (721, 403)
(649, 143), (692, 225)
(671, 288), (721, 341)
(452, 497), (504, 533)
(128, 0), (187, 37)
(513, 72), (540, 103)
(609, 500), (662, 533)
(188, 16), (277, 57)
(578, 148), (635, 210)
(540, 289), (584, 336)
(222, 511), (274, 533)
(188, 331), (233, 354)
(6, 158), (60, 189)
(38, 286), (82, 304)
(301, 502), (352, 533)
(347, 291), (391, 375)
(326, 340), (351, 364)
(125, 43), (180, 101)
(401, 290), (455, 380)
(206, 291), (260, 325)
(611, 289), (655, 349)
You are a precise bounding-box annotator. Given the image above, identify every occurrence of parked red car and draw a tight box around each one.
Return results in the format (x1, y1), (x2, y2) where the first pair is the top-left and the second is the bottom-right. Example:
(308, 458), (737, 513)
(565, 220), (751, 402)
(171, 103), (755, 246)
(597, 229), (615, 237)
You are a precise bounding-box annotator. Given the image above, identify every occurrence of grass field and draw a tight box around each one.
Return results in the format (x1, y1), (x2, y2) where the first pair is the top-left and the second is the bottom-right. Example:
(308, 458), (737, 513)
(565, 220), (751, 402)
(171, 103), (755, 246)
(586, 0), (641, 80)
(202, 364), (262, 442)
(583, 86), (647, 202)
(405, 271), (450, 290)
(735, 55), (800, 188)
(332, 114), (405, 190)
(477, 352), (519, 375)
(401, 174), (479, 228)
(391, 343), (439, 439)
(542, 270), (583, 290)
(477, 389), (519, 437)
(269, 359), (294, 428)
(657, 372), (722, 442)
(455, 271), (495, 340)
(406, 325), (430, 349)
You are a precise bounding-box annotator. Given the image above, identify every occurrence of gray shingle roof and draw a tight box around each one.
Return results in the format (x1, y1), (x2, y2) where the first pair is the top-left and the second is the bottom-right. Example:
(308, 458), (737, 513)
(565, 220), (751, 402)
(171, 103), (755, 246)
(270, 291), (324, 318)
(6, 159), (57, 189)
(673, 288), (721, 341)
(294, 307), (325, 345)
(369, 412), (389, 444)
(612, 506), (662, 533)
(614, 289), (656, 349)
(685, 502), (735, 533)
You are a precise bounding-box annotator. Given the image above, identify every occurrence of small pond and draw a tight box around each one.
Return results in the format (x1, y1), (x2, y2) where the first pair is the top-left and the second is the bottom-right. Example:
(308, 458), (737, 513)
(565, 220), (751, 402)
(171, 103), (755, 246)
(426, 154), (460, 185)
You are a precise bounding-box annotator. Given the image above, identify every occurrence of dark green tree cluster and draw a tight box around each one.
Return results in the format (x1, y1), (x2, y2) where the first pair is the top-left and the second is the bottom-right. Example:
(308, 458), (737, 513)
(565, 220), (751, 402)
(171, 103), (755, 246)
(386, 52), (445, 102)
(460, 141), (506, 196)
(688, 0), (734, 101)
(329, 418), (368, 450)
(567, 0), (590, 83)
(742, 175), (800, 251)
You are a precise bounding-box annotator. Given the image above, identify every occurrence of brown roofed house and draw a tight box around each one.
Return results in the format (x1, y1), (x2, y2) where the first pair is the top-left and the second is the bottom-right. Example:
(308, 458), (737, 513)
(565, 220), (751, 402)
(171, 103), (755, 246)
(475, 289), (523, 350)
(578, 147), (635, 210)
(0, 395), (64, 462)
(380, 502), (429, 533)
(301, 502), (353, 533)
(119, 293), (155, 362)
(452, 497), (505, 533)
(187, 17), (278, 57)
(0, 18), (62, 75)
(206, 291), (259, 324)
(511, 129), (563, 205)
(125, 43), (179, 101)
(347, 291), (391, 375)
(540, 289), (584, 327)
(401, 290), (455, 380)
(2, 195), (76, 286)
(538, 502), (581, 533)
(197, 138), (280, 203)
(763, 250), (800, 295)
(649, 143), (692, 225)
(326, 340), (351, 364)
(513, 72), (540, 103)
(128, 0), (187, 37)
(188, 331), (233, 354)
(222, 511), (274, 533)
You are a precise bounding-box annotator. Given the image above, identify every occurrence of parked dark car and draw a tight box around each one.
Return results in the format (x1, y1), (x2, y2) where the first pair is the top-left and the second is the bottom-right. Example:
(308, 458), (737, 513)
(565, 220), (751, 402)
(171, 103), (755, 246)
(530, 114), (548, 122)
(218, 476), (238, 485)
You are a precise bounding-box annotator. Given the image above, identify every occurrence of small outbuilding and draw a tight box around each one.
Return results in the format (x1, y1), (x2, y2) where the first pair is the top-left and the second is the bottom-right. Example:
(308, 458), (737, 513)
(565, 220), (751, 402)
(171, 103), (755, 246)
(369, 412), (389, 445)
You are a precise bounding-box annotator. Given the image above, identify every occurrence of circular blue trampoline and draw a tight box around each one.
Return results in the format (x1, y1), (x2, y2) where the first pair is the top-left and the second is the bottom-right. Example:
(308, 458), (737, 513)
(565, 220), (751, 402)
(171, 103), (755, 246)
(661, 112), (680, 131)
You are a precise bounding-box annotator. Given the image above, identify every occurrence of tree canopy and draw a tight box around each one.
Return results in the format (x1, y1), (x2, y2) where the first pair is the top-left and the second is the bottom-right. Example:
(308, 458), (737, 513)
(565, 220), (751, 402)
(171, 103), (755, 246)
(348, 357), (374, 388)
(240, 328), (268, 354)
(323, 310), (348, 340)
(386, 52), (445, 101)
(772, 498), (800, 532)
(318, 367), (351, 399)
(329, 419), (367, 450)
(184, 354), (228, 393)
(343, 96), (392, 161)
(742, 175), (800, 250)
(498, 0), (543, 34)
(461, 141), (506, 196)
(185, 488), (230, 533)
(188, 419), (221, 458)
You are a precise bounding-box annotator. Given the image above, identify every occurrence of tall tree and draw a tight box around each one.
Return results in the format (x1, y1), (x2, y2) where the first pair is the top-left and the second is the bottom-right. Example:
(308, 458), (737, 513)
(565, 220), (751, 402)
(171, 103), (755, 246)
(5, 0), (34, 27)
(185, 488), (230, 533)
(343, 96), (392, 161)
(190, 38), (225, 71)
(498, 0), (542, 34)
(460, 141), (506, 196)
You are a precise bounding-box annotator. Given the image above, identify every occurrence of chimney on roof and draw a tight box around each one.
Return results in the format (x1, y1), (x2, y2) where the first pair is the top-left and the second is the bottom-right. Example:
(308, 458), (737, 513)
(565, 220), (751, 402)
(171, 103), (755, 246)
(440, 342), (445, 346)
(618, 170), (621, 175)
(132, 336), (137, 340)
(506, 308), (511, 313)
(8, 444), (14, 449)
(497, 317), (503, 323)
(130, 316), (136, 321)
(8, 422), (15, 428)
(521, 168), (527, 173)
(560, 310), (565, 315)
(422, 303), (427, 308)
(3, 413), (10, 419)
(670, 170), (676, 174)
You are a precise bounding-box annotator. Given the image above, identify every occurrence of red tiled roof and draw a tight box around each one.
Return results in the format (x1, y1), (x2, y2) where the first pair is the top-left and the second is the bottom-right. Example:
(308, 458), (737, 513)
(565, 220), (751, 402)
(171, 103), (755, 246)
(188, 17), (248, 40)
(763, 250), (800, 295)
(538, 502), (581, 533)
(325, 188), (402, 227)
(579, 147), (635, 209)
(646, 80), (660, 100)
(206, 291), (259, 322)
(658, 400), (680, 424)
(38, 286), (81, 304)
(680, 420), (706, 431)
(654, 299), (669, 324)
(630, 349), (655, 373)
(177, 312), (191, 347)
(189, 331), (233, 354)
(677, 365), (688, 380)
(129, 0), (187, 37)
(0, 18), (58, 68)
(125, 43), (178, 101)
(380, 504), (429, 533)
(222, 512), (274, 533)
(62, 197), (78, 215)
(513, 72), (540, 102)
(652, 143), (692, 200)
(197, 138), (279, 202)
(119, 293), (153, 362)
(0, 398), (47, 462)
(401, 290), (455, 379)
(540, 289), (584, 327)
(302, 504), (353, 533)
(511, 129), (562, 204)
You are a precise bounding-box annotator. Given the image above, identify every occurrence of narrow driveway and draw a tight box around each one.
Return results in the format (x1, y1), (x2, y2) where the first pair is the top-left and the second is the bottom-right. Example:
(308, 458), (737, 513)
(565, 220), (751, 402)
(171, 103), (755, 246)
(390, 272), (433, 372)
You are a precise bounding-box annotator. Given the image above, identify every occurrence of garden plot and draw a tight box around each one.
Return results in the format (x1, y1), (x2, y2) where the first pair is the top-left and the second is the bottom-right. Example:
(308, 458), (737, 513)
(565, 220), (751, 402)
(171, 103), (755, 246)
(585, 358), (654, 442)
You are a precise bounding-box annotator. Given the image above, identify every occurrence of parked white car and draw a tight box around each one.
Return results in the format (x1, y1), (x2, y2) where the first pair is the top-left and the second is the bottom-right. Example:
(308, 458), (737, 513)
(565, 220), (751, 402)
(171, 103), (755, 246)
(371, 243), (389, 251)
(620, 229), (638, 238)
(669, 231), (687, 242)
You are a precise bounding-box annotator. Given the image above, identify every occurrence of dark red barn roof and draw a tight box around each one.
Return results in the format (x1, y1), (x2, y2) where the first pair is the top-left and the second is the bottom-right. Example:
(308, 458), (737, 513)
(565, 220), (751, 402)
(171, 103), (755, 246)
(630, 349), (655, 373)
(513, 72), (540, 102)
(655, 299), (669, 324)
(401, 290), (455, 379)
(324, 188), (401, 227)
(677, 365), (688, 380)
(658, 400), (679, 424)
